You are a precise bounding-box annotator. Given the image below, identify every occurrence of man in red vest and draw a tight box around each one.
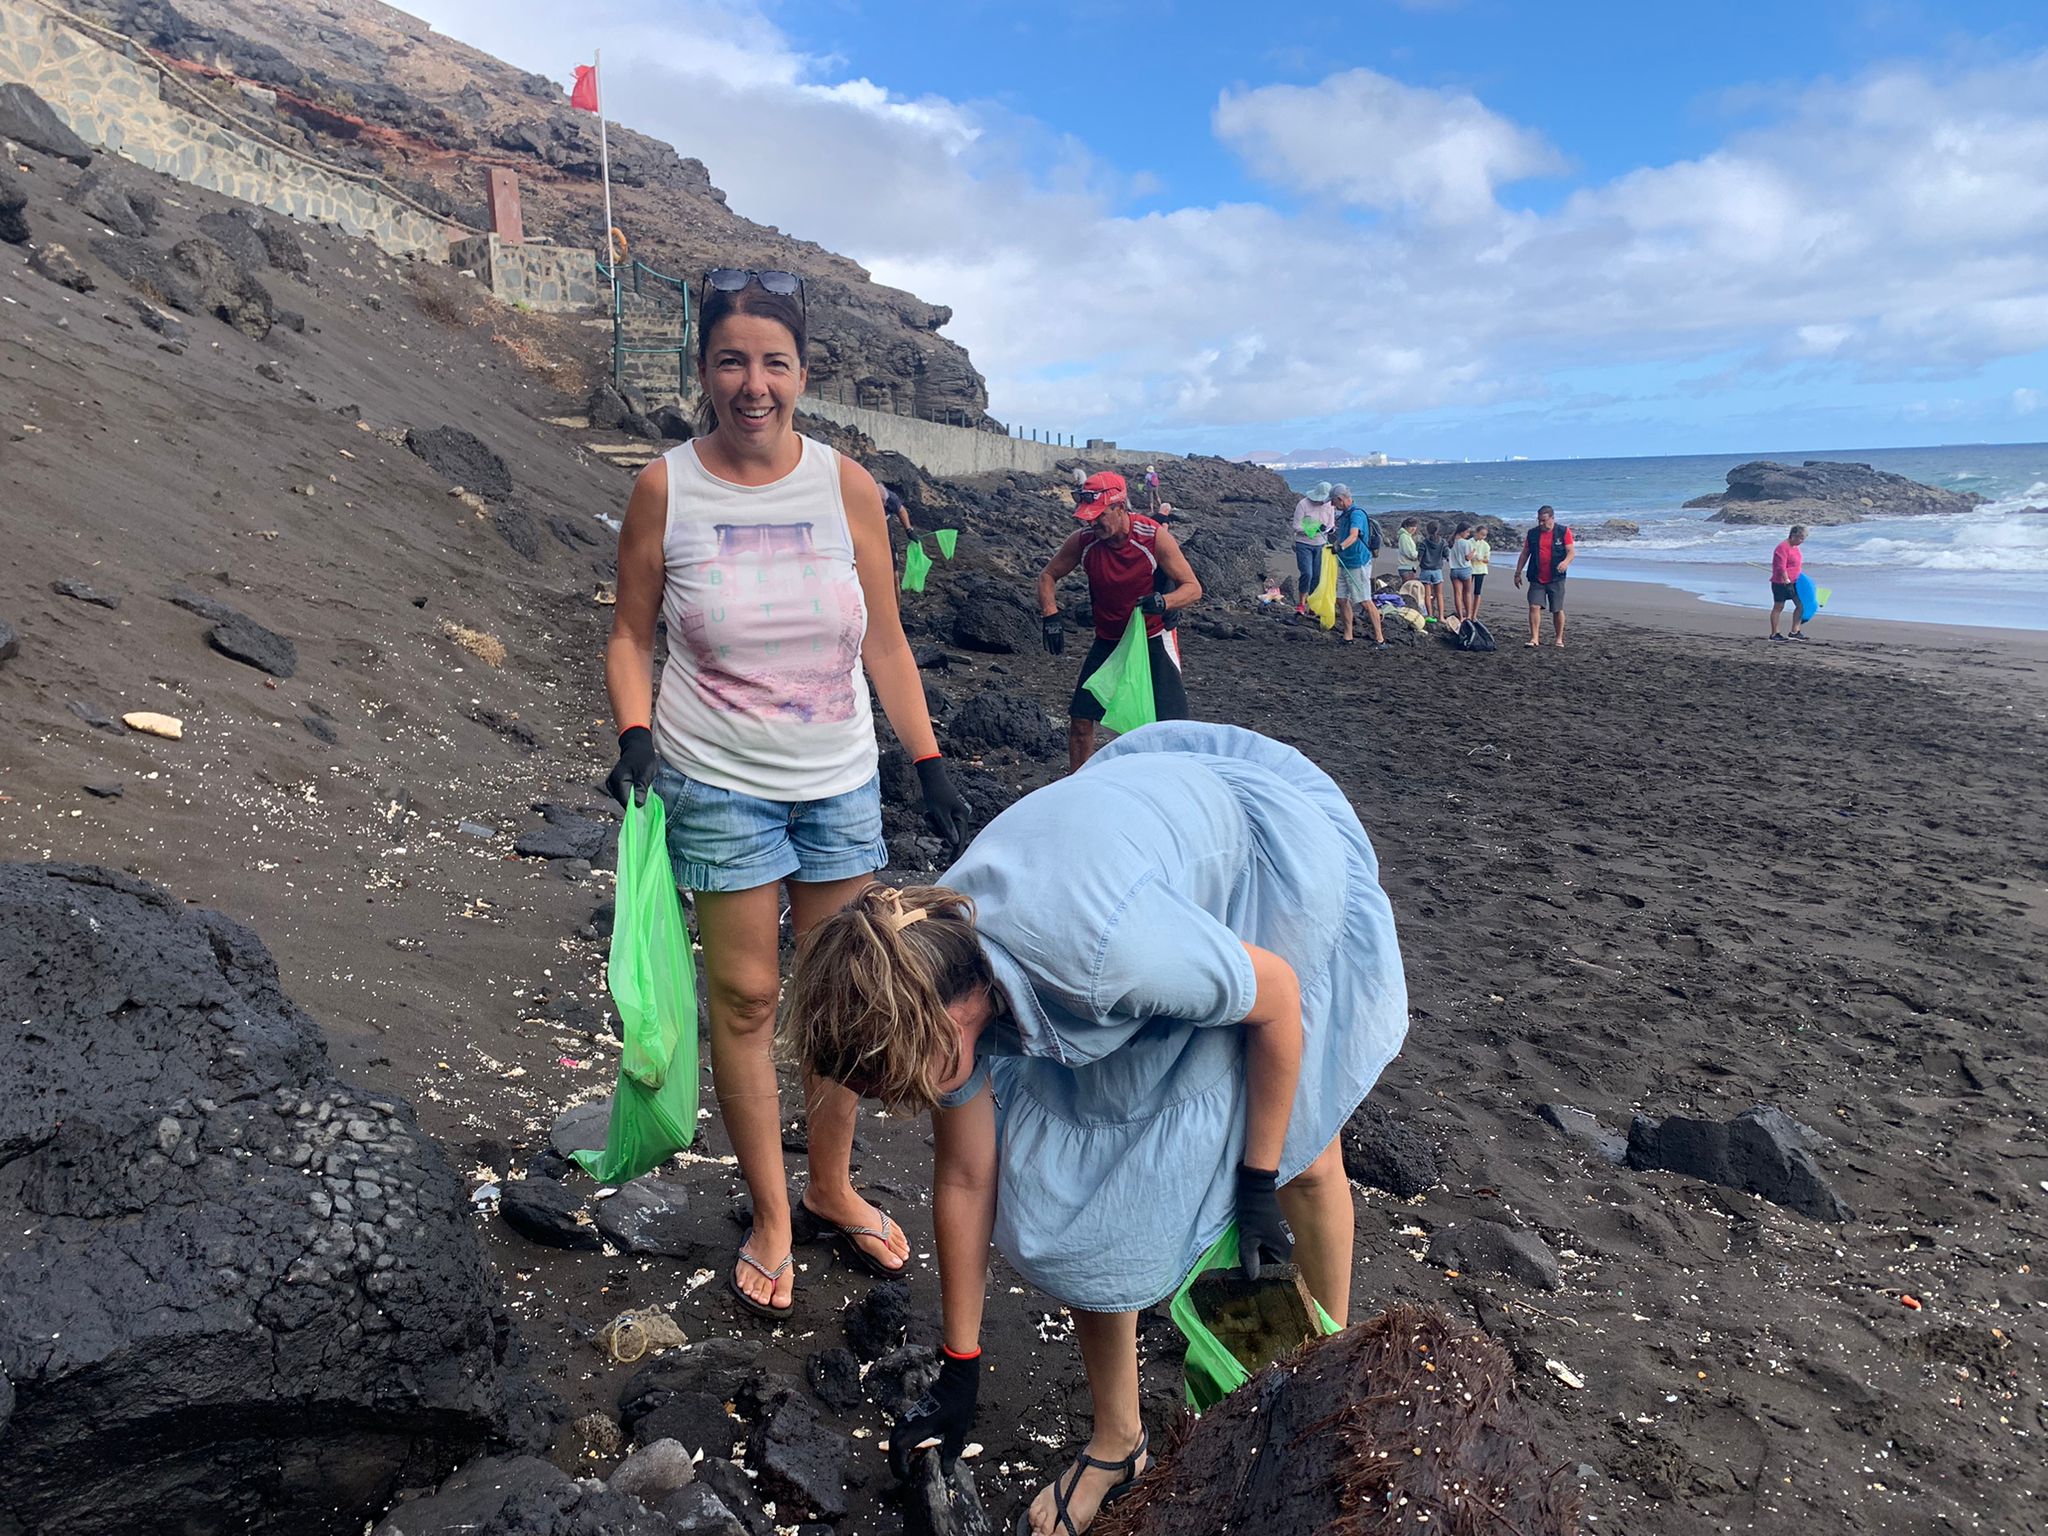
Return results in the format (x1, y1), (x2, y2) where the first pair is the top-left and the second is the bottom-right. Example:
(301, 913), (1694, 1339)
(1037, 472), (1203, 771)
(1513, 504), (1575, 648)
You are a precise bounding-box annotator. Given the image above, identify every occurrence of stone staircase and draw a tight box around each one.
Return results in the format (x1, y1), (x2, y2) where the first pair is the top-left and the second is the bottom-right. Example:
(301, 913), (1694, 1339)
(614, 286), (691, 411)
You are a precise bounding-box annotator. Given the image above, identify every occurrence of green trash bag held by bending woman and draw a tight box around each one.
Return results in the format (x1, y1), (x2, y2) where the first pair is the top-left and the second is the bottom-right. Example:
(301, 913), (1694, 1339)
(572, 793), (700, 1183)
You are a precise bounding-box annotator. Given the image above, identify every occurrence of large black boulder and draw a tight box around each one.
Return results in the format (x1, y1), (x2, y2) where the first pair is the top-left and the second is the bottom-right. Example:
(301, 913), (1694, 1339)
(1339, 1101), (1440, 1198)
(947, 576), (1037, 654)
(0, 82), (93, 165)
(945, 688), (1060, 760)
(172, 235), (274, 337)
(197, 209), (272, 273)
(1626, 1104), (1853, 1222)
(407, 426), (514, 502)
(88, 234), (272, 337)
(73, 165), (160, 239)
(0, 863), (515, 1535)
(0, 167), (27, 245)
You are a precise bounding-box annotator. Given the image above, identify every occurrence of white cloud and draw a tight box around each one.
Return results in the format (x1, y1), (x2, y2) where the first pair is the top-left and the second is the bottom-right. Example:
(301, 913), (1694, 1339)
(400, 2), (2048, 448)
(1213, 68), (1566, 222)
(2017, 387), (2043, 415)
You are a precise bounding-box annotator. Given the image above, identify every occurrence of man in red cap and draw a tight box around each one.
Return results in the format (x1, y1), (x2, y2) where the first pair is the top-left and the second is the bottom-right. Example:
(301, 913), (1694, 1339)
(1036, 471), (1203, 771)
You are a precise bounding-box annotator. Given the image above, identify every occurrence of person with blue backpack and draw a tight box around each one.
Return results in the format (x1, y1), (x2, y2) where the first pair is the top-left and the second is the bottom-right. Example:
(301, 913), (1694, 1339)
(1329, 486), (1387, 648)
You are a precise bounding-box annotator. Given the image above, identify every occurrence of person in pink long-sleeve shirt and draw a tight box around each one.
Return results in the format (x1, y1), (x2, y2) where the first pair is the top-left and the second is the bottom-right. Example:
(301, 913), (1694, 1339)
(1769, 524), (1808, 641)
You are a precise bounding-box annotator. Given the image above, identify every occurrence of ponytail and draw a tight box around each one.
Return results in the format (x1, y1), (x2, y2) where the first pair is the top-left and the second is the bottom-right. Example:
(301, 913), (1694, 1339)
(786, 884), (991, 1113)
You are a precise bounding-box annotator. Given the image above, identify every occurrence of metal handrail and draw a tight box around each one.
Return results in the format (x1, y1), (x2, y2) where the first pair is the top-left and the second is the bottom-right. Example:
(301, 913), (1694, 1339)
(599, 259), (691, 395)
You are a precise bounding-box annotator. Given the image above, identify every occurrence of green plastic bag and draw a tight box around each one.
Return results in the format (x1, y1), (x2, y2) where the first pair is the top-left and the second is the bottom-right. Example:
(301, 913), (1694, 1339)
(1170, 1223), (1340, 1410)
(935, 528), (958, 559)
(571, 794), (700, 1183)
(901, 539), (933, 592)
(1081, 608), (1156, 735)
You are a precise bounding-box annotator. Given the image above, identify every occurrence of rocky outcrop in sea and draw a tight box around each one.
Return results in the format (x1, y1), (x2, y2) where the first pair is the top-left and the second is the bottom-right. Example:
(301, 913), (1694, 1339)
(1685, 460), (1985, 525)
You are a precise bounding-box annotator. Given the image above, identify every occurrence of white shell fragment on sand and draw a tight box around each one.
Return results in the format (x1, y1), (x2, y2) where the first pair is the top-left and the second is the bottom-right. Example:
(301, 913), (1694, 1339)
(1545, 1358), (1585, 1390)
(122, 712), (183, 739)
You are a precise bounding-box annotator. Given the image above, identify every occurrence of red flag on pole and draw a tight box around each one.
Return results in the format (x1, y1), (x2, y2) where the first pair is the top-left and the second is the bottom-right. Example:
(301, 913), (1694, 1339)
(570, 64), (599, 113)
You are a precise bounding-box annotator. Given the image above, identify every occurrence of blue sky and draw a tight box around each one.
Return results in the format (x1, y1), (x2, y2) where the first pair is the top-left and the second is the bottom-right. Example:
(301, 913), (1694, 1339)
(410, 0), (2048, 460)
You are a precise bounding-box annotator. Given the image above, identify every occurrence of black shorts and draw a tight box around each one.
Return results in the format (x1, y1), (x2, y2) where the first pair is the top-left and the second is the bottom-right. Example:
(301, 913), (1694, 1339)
(1471, 573), (1486, 594)
(1070, 631), (1189, 724)
(1771, 580), (1799, 602)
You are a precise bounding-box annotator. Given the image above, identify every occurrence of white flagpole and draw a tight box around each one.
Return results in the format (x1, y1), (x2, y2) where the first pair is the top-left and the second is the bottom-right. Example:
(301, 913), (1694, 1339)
(595, 49), (615, 271)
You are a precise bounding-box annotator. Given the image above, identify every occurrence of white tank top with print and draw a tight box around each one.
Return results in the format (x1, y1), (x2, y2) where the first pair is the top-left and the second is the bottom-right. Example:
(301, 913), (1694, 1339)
(652, 435), (876, 802)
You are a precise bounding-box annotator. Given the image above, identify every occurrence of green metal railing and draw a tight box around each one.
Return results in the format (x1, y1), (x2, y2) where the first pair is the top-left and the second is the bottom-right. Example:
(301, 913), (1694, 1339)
(597, 258), (691, 397)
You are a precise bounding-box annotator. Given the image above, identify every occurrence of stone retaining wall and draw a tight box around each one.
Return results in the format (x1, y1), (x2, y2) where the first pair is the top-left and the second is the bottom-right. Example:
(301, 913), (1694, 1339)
(0, 0), (451, 257)
(801, 396), (1179, 479)
(449, 234), (599, 313)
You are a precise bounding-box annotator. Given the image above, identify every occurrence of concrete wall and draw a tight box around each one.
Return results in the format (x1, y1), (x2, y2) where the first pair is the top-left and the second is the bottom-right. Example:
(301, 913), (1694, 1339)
(0, 0), (452, 258)
(449, 234), (598, 313)
(801, 395), (1178, 479)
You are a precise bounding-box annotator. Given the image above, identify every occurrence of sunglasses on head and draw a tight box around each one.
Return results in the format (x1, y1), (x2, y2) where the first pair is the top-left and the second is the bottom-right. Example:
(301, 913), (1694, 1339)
(702, 267), (808, 324)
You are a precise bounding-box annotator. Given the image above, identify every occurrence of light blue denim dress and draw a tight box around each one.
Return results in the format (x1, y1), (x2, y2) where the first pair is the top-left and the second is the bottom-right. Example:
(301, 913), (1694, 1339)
(935, 721), (1408, 1310)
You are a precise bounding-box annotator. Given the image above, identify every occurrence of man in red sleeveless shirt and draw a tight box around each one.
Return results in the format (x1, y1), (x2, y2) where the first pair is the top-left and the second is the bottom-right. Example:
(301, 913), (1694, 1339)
(1037, 471), (1203, 771)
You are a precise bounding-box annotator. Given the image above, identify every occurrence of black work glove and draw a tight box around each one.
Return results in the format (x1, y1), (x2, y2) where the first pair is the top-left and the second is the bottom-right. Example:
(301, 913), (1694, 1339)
(889, 1350), (980, 1481)
(1236, 1165), (1293, 1280)
(1138, 593), (1167, 617)
(915, 755), (973, 858)
(605, 726), (659, 807)
(1041, 614), (1065, 655)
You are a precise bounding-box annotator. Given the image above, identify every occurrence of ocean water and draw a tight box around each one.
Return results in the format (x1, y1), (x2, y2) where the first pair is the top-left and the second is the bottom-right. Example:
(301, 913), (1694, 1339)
(1281, 442), (2048, 631)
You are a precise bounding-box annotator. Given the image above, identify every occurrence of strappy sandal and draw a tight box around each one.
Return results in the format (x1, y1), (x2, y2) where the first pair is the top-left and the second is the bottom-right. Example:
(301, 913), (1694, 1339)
(796, 1194), (906, 1279)
(1016, 1431), (1149, 1536)
(728, 1237), (793, 1322)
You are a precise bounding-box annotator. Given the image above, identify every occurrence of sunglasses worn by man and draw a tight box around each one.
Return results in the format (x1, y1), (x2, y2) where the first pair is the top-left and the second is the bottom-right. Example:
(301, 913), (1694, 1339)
(702, 267), (808, 325)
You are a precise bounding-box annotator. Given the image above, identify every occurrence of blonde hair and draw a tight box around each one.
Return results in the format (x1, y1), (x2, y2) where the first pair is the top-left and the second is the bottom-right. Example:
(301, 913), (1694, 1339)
(786, 884), (991, 1114)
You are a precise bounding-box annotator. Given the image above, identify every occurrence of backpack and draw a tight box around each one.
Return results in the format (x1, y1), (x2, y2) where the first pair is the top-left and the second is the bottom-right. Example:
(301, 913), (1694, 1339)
(1455, 618), (1496, 653)
(1366, 517), (1383, 555)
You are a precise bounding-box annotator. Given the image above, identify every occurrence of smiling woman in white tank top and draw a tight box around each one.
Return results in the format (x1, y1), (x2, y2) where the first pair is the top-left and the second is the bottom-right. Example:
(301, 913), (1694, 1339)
(602, 271), (972, 1320)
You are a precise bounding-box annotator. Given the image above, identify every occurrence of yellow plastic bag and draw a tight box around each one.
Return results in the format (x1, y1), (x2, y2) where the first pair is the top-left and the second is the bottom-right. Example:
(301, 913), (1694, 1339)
(1305, 547), (1338, 630)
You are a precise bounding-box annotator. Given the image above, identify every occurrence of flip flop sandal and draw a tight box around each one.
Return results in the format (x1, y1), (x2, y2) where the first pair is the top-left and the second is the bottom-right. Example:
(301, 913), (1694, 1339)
(797, 1196), (906, 1279)
(1015, 1431), (1148, 1536)
(728, 1239), (794, 1322)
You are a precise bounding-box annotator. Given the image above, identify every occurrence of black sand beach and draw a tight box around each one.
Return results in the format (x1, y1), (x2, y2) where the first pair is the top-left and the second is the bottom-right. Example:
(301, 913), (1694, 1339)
(3, 135), (2046, 1536)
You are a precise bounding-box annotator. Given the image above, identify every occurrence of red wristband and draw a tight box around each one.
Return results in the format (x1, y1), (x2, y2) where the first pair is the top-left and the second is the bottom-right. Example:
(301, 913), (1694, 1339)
(913, 751), (942, 765)
(619, 723), (649, 736)
(943, 1344), (981, 1361)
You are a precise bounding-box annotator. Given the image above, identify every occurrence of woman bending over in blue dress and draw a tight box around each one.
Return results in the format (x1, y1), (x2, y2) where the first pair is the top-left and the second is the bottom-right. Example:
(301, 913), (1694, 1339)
(785, 721), (1410, 1536)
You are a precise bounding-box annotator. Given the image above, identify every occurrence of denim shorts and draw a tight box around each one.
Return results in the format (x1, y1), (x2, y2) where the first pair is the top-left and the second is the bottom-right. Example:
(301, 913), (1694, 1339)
(1418, 570), (1444, 586)
(650, 762), (887, 892)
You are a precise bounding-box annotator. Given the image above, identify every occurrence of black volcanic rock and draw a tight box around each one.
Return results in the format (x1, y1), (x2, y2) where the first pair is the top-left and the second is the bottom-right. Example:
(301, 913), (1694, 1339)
(1627, 1104), (1853, 1222)
(0, 166), (30, 245)
(0, 863), (513, 1535)
(407, 425), (513, 502)
(0, 82), (92, 164)
(1687, 460), (1984, 525)
(208, 612), (298, 677)
(73, 166), (160, 238)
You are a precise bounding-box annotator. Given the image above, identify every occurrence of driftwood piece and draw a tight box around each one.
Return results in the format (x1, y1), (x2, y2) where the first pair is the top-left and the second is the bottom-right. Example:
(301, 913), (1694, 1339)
(1096, 1306), (1581, 1536)
(904, 1449), (995, 1536)
(1187, 1263), (1319, 1378)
